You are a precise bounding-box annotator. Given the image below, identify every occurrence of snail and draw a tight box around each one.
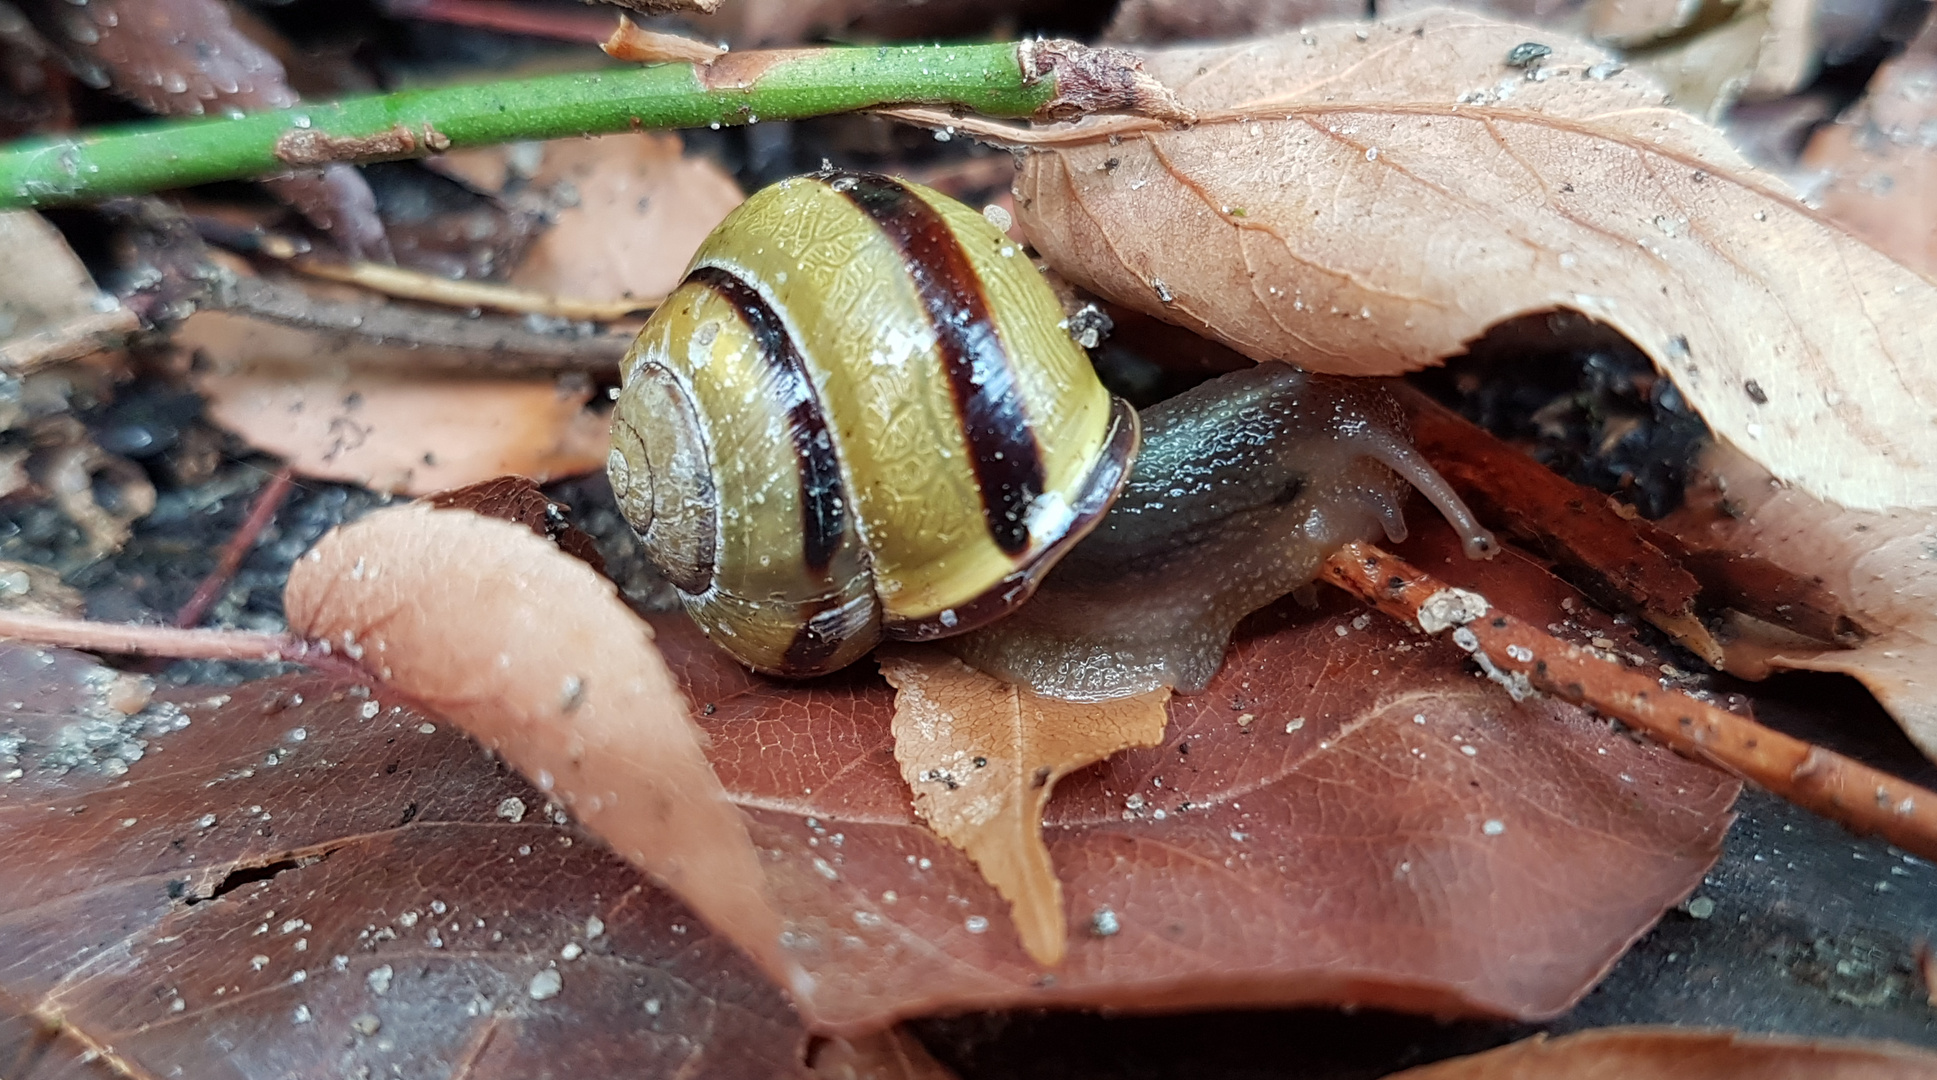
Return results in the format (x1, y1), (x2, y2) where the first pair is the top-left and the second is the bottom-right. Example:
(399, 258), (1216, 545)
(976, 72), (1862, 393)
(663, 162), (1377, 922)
(608, 169), (1496, 702)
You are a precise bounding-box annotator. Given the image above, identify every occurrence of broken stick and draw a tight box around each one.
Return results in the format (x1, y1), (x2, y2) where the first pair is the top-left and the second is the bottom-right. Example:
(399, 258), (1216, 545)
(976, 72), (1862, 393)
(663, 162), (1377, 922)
(1323, 541), (1937, 862)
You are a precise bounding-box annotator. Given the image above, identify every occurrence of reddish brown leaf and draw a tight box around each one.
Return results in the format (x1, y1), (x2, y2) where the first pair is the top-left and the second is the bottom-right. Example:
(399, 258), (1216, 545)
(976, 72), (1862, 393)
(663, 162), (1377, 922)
(1388, 1027), (1937, 1078)
(0, 645), (811, 1079)
(662, 516), (1738, 1031)
(879, 651), (1170, 966)
(274, 495), (1735, 1032)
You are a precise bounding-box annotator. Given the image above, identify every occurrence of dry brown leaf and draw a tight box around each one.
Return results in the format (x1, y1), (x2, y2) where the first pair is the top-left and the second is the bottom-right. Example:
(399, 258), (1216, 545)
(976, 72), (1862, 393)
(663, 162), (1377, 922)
(1660, 442), (1937, 760)
(506, 132), (744, 304)
(878, 650), (1169, 966)
(1389, 1027), (1937, 1078)
(182, 279), (612, 494)
(1013, 9), (1937, 511)
(0, 213), (107, 343)
(195, 367), (609, 495)
(282, 503), (809, 1001)
(1799, 10), (1937, 276)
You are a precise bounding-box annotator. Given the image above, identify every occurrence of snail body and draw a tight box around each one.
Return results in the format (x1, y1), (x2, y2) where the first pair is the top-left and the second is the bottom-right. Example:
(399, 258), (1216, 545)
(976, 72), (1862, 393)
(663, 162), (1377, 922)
(950, 362), (1490, 700)
(610, 170), (1494, 698)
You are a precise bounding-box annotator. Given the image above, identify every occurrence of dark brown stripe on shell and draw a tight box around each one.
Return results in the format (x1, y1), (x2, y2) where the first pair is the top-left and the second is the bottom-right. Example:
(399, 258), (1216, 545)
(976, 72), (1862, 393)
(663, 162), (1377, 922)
(884, 395), (1139, 641)
(825, 171), (1045, 557)
(689, 265), (845, 574)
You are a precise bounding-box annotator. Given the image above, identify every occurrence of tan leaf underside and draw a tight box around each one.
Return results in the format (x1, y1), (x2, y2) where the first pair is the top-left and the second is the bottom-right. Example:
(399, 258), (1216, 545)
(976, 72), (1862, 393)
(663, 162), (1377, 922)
(1013, 10), (1937, 512)
(880, 649), (1169, 966)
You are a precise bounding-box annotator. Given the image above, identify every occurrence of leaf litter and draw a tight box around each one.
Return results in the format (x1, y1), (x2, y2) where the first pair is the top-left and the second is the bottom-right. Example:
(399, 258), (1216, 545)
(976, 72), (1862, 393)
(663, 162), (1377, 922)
(2, 1), (1933, 1071)
(281, 499), (1736, 1033)
(1007, 9), (1937, 512)
(0, 645), (813, 1079)
(187, 131), (743, 496)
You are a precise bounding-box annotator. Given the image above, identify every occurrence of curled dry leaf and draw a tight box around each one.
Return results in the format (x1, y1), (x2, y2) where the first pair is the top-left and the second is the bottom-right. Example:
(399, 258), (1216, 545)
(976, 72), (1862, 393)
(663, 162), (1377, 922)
(422, 474), (607, 570)
(283, 504), (808, 998)
(1388, 1026), (1937, 1078)
(879, 650), (1170, 966)
(1660, 443), (1937, 761)
(1799, 9), (1937, 277)
(603, 16), (728, 65)
(0, 646), (811, 1078)
(1013, 10), (1937, 512)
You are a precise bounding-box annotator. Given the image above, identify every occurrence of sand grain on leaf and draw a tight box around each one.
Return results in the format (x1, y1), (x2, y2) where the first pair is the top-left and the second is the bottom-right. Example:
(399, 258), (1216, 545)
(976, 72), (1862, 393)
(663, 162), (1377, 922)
(1015, 9), (1937, 511)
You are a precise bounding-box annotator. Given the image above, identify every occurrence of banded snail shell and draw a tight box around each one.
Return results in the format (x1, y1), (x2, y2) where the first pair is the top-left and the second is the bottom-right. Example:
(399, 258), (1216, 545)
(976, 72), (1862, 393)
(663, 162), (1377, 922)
(609, 170), (1138, 677)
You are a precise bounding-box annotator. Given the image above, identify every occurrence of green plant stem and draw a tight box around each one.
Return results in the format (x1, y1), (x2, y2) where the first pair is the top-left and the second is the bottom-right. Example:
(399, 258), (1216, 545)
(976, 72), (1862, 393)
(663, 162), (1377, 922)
(0, 43), (1049, 210)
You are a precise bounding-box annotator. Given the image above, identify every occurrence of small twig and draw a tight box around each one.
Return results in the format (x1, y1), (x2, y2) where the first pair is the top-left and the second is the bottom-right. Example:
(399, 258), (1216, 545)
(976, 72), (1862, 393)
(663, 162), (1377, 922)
(291, 259), (657, 322)
(207, 276), (632, 374)
(0, 611), (310, 663)
(175, 467), (296, 628)
(1323, 541), (1937, 862)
